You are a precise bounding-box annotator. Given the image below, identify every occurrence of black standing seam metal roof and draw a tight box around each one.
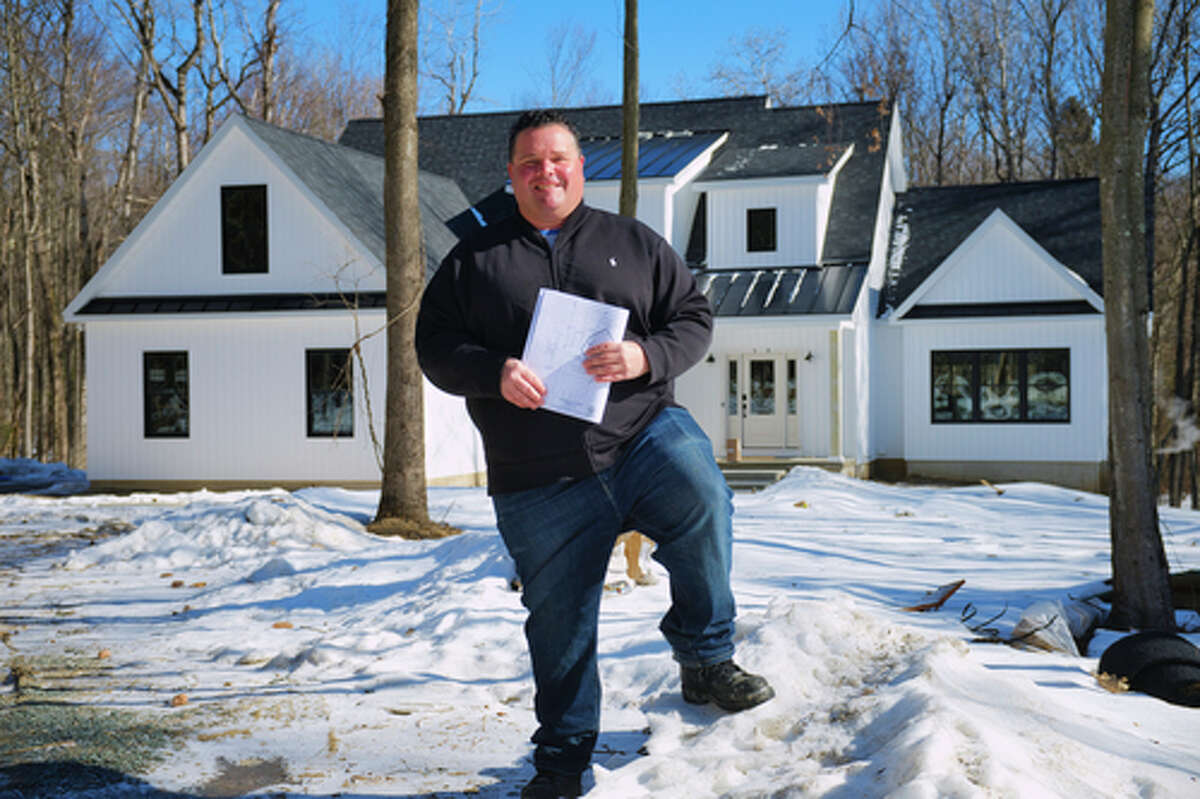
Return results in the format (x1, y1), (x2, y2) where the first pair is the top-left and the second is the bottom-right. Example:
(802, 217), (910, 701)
(883, 178), (1102, 318)
(695, 265), (867, 317)
(77, 292), (389, 316)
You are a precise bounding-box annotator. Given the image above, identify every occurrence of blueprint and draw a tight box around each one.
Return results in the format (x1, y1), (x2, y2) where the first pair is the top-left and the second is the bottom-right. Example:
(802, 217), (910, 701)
(521, 288), (630, 423)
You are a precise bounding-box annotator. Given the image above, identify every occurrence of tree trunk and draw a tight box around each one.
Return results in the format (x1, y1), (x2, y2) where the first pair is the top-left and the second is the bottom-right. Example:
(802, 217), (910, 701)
(259, 0), (280, 122)
(619, 0), (638, 218)
(372, 0), (455, 538)
(1100, 0), (1174, 630)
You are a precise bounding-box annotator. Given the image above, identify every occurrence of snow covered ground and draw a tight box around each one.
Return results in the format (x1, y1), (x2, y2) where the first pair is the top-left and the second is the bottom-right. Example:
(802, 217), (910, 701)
(2, 462), (1200, 797)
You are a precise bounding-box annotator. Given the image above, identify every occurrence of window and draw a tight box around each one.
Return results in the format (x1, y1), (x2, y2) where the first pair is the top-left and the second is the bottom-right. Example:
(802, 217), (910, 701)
(932, 349), (1069, 423)
(221, 185), (268, 274)
(746, 207), (777, 252)
(748, 359), (775, 415)
(727, 359), (738, 413)
(307, 349), (353, 437)
(144, 352), (189, 438)
(787, 358), (797, 415)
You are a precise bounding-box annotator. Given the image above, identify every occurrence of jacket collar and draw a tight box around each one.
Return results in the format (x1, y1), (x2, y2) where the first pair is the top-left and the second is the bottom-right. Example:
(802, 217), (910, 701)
(515, 202), (591, 247)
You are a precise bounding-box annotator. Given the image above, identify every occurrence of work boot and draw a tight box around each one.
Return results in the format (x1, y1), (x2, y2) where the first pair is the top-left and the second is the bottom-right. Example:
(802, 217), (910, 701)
(521, 769), (583, 798)
(681, 659), (775, 711)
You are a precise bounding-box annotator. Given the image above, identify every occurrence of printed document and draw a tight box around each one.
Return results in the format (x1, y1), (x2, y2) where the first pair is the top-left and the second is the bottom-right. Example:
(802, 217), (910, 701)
(521, 288), (630, 423)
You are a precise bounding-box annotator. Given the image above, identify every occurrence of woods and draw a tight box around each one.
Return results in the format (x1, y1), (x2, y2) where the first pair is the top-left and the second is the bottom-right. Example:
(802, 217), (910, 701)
(0, 0), (1198, 510)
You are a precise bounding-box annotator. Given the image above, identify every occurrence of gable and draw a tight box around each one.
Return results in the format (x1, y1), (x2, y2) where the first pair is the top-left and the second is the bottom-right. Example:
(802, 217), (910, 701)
(901, 209), (1102, 315)
(884, 179), (1102, 319)
(67, 117), (381, 320)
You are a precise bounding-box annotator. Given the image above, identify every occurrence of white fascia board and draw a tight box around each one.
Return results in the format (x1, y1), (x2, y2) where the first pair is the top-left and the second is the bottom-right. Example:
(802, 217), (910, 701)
(887, 108), (907, 193)
(63, 116), (246, 324)
(694, 173), (829, 191)
(670, 131), (731, 188)
(891, 208), (1105, 319)
(714, 313), (852, 329)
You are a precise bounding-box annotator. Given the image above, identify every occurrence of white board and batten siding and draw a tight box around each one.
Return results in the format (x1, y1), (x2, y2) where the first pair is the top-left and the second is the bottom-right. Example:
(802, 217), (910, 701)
(675, 316), (847, 460)
(889, 205), (1107, 473)
(584, 181), (673, 245)
(703, 180), (829, 268)
(84, 119), (382, 302)
(900, 315), (1107, 465)
(83, 314), (483, 487)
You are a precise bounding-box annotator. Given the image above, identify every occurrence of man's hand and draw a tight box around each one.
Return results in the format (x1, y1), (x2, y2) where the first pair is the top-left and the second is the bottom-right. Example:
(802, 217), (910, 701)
(584, 341), (648, 383)
(500, 358), (547, 409)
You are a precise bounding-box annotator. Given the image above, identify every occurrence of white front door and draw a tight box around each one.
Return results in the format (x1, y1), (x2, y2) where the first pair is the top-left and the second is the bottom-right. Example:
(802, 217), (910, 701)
(727, 354), (796, 449)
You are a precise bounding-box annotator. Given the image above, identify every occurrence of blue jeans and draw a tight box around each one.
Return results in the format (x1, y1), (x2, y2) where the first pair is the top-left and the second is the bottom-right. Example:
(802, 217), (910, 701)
(492, 406), (736, 775)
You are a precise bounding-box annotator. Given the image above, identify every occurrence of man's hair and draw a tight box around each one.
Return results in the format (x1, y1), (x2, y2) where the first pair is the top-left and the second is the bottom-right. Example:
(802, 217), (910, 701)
(507, 109), (581, 161)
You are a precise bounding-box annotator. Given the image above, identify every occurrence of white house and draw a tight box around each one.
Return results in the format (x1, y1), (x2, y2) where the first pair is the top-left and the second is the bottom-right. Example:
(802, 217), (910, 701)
(66, 96), (1108, 492)
(63, 116), (486, 490)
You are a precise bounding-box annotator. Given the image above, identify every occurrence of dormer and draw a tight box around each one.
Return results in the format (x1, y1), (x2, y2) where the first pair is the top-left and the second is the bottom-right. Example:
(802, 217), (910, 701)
(692, 141), (854, 269)
(578, 131), (729, 250)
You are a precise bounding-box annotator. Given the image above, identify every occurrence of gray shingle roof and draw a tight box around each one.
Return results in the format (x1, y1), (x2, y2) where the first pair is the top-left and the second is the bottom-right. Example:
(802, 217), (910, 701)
(699, 142), (852, 181)
(243, 116), (474, 277)
(883, 178), (1102, 316)
(339, 96), (893, 263)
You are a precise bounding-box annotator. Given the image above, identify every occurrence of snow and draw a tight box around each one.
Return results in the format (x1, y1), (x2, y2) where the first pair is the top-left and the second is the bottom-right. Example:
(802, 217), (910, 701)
(2, 461), (1200, 797)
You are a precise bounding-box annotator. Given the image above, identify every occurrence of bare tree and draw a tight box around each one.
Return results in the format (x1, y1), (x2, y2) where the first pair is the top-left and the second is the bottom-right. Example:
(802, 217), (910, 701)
(538, 22), (600, 107)
(620, 0), (637, 218)
(420, 0), (491, 114)
(116, 0), (207, 174)
(708, 27), (808, 106)
(960, 0), (1036, 180)
(1018, 0), (1073, 177)
(1, 0), (52, 457)
(1100, 0), (1174, 630)
(372, 0), (456, 538)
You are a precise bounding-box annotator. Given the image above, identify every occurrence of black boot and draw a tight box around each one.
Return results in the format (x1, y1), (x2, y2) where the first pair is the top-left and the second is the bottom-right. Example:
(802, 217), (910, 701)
(681, 659), (775, 711)
(521, 769), (583, 798)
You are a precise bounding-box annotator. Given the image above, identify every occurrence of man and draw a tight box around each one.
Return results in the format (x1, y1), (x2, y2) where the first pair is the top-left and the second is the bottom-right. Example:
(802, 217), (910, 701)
(416, 109), (774, 799)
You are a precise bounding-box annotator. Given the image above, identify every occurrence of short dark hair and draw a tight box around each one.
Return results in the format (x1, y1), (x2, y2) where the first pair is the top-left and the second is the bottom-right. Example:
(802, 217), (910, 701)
(507, 109), (581, 162)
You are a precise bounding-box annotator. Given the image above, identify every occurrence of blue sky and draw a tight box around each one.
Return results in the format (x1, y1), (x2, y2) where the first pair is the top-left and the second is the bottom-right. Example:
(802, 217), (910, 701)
(293, 0), (855, 112)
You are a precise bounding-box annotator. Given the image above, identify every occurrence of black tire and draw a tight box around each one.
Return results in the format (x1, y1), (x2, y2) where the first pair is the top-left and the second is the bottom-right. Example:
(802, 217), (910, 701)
(1098, 631), (1200, 681)
(1130, 661), (1200, 707)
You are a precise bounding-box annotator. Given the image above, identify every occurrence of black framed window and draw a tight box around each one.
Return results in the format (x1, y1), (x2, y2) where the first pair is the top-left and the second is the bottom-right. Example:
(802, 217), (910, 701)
(932, 349), (1070, 423)
(221, 185), (268, 274)
(307, 349), (353, 437)
(144, 351), (189, 438)
(746, 207), (777, 252)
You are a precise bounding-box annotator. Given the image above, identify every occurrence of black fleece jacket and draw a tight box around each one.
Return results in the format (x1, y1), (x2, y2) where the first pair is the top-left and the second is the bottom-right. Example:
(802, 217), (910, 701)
(415, 202), (713, 494)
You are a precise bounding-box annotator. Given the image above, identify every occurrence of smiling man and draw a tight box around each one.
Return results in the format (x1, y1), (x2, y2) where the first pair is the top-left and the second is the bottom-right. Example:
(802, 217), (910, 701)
(416, 109), (774, 799)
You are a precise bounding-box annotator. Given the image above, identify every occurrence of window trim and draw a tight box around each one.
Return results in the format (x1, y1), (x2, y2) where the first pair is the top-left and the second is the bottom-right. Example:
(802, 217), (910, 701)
(306, 348), (354, 438)
(746, 207), (777, 253)
(221, 184), (268, 275)
(930, 348), (1070, 424)
(143, 351), (189, 439)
